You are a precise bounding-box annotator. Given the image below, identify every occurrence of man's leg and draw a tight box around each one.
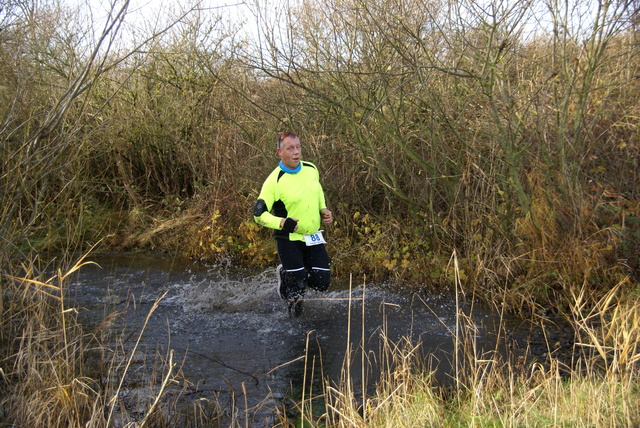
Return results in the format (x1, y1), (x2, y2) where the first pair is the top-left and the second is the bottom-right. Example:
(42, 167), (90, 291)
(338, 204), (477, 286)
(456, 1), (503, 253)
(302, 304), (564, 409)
(276, 240), (308, 300)
(305, 244), (330, 292)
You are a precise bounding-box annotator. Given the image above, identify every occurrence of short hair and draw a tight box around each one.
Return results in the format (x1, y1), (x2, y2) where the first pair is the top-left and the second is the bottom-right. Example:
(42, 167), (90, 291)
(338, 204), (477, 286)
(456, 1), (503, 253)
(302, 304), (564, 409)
(276, 131), (298, 149)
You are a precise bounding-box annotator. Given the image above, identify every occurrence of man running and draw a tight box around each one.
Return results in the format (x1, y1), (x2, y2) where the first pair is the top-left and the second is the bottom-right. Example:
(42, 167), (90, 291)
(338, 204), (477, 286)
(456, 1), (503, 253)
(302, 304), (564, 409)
(253, 131), (333, 317)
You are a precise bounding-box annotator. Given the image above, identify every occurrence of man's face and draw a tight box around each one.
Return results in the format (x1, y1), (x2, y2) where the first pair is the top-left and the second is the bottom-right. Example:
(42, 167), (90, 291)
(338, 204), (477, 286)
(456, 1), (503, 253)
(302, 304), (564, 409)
(278, 135), (301, 169)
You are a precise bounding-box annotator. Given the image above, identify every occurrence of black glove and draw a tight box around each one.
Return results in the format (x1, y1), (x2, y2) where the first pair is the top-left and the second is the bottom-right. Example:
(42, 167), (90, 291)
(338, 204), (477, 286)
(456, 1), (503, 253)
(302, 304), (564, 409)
(282, 218), (298, 233)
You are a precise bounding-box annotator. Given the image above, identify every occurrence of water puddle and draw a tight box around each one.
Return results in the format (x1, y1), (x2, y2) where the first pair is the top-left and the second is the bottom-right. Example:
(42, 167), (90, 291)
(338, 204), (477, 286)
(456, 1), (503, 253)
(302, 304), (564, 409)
(67, 252), (509, 426)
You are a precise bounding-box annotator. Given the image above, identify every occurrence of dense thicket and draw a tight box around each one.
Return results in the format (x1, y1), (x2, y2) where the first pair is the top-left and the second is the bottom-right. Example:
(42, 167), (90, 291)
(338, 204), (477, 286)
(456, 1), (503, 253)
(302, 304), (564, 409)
(1, 0), (639, 426)
(1, 0), (639, 309)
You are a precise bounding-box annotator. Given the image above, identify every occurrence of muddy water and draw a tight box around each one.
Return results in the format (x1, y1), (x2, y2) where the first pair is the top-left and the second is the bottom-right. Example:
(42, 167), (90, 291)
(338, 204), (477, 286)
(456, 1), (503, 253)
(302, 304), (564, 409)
(67, 252), (507, 426)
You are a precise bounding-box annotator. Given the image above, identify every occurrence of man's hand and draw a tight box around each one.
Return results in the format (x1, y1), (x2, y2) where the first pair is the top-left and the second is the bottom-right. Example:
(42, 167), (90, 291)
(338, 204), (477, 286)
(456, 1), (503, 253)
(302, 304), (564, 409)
(280, 217), (299, 232)
(320, 208), (333, 226)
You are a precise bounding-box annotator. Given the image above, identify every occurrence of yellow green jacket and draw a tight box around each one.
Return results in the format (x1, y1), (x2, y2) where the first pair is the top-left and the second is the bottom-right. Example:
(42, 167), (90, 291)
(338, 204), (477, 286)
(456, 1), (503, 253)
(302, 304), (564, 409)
(254, 161), (327, 241)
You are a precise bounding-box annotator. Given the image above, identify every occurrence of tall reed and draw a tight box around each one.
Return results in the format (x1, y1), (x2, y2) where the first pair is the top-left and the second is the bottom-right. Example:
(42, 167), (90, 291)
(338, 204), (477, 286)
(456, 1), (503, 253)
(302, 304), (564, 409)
(277, 268), (640, 427)
(0, 253), (214, 427)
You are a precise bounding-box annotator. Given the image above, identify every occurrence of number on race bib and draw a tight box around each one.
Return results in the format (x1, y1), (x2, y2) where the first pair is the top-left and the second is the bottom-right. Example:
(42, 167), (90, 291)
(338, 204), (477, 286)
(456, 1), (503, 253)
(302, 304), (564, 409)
(303, 230), (326, 246)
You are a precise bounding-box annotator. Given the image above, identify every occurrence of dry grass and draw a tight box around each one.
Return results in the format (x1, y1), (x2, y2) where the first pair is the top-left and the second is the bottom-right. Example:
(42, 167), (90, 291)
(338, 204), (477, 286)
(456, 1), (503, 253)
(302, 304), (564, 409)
(0, 253), (223, 427)
(275, 262), (640, 428)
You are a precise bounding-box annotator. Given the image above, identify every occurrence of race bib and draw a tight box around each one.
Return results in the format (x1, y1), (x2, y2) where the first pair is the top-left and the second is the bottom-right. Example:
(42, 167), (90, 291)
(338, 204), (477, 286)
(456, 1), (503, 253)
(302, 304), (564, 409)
(303, 230), (326, 246)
